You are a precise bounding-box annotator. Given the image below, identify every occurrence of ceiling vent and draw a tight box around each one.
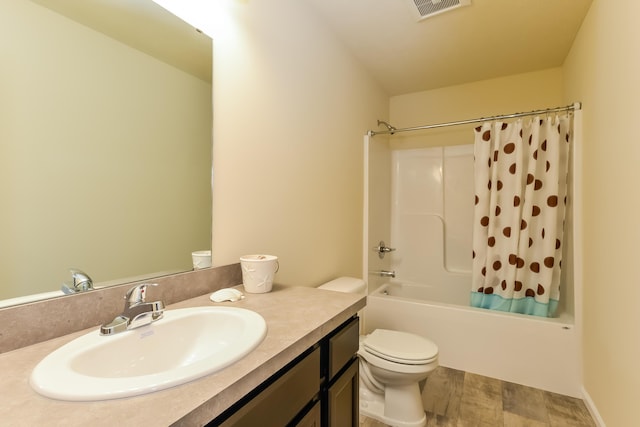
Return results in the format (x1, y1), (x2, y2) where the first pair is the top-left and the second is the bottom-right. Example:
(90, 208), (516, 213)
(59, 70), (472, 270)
(406, 0), (471, 21)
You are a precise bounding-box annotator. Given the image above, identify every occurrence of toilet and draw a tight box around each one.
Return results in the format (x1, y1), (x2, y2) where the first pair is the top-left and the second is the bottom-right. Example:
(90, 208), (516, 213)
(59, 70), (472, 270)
(318, 277), (438, 427)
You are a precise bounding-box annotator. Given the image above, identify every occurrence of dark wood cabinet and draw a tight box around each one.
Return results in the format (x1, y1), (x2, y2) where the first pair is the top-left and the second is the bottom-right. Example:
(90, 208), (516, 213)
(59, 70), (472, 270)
(326, 358), (358, 427)
(294, 402), (321, 427)
(322, 317), (359, 427)
(209, 316), (359, 427)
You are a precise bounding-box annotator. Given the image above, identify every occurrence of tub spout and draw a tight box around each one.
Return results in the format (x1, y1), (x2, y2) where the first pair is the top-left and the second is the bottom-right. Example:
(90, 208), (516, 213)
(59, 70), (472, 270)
(370, 270), (396, 278)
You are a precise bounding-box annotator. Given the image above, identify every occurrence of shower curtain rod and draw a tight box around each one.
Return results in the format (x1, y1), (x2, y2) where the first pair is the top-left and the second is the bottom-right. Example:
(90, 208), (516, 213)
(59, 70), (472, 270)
(369, 102), (582, 136)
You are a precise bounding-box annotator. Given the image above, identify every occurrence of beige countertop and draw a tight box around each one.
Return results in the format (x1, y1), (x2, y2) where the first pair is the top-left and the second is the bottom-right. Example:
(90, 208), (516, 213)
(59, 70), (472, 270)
(0, 285), (365, 427)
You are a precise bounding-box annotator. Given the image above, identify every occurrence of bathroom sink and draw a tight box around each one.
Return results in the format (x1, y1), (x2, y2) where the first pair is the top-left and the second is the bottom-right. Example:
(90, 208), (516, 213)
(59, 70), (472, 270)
(30, 306), (267, 401)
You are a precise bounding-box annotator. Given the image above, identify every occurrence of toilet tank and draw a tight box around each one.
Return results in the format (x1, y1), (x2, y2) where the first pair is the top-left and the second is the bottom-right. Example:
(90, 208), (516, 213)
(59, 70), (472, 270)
(318, 277), (366, 294)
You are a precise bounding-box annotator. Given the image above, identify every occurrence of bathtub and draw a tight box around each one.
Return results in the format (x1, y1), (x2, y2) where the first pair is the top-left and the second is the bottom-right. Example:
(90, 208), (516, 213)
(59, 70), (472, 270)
(363, 281), (581, 397)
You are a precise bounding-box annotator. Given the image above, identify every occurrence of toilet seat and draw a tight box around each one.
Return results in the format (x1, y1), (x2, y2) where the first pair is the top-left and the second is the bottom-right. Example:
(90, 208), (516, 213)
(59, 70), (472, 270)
(362, 329), (438, 365)
(359, 348), (437, 375)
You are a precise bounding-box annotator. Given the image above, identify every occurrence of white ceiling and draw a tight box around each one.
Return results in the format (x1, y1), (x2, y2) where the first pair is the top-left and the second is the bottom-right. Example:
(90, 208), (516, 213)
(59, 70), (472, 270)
(31, 0), (592, 95)
(305, 0), (593, 96)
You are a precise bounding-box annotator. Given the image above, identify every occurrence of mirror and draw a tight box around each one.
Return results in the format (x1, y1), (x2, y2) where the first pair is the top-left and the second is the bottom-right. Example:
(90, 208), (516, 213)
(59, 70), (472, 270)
(0, 0), (213, 307)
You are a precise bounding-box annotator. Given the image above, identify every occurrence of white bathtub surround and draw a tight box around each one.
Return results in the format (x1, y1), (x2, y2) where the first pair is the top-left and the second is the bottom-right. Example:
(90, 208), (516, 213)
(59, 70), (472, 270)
(471, 114), (572, 317)
(366, 282), (581, 397)
(365, 118), (581, 398)
(390, 145), (474, 283)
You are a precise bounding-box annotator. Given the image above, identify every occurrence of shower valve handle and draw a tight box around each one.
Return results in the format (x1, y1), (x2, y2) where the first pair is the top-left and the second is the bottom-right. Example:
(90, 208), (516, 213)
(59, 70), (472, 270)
(374, 241), (396, 259)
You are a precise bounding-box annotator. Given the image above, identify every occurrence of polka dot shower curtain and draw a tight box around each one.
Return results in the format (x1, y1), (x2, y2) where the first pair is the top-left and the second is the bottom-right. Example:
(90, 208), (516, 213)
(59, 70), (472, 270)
(470, 114), (572, 317)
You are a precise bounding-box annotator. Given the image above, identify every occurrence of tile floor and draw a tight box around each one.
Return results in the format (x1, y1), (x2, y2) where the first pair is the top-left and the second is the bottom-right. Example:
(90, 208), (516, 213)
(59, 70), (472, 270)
(359, 367), (596, 427)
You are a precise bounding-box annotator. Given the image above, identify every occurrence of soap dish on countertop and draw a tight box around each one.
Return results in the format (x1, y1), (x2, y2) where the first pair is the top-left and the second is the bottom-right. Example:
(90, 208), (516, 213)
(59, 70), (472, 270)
(210, 288), (245, 303)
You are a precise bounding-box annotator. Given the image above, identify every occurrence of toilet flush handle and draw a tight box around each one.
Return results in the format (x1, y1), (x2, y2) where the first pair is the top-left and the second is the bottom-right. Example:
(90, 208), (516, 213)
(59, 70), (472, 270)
(373, 241), (396, 259)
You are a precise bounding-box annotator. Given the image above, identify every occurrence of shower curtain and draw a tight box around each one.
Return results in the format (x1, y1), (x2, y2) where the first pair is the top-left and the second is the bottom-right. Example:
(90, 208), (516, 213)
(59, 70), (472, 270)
(470, 114), (572, 317)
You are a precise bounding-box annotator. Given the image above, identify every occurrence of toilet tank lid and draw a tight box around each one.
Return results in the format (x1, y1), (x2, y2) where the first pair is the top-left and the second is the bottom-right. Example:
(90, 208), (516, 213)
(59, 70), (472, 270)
(318, 277), (366, 293)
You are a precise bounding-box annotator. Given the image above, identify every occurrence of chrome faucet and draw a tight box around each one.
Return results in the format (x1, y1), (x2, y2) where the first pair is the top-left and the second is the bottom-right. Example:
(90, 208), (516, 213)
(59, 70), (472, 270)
(61, 268), (94, 294)
(100, 283), (165, 335)
(369, 270), (396, 278)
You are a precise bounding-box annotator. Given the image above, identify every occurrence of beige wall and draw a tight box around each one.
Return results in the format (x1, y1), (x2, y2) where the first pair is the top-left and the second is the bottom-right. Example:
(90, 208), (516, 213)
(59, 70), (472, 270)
(564, 0), (640, 425)
(211, 0), (389, 286)
(0, 0), (212, 299)
(389, 68), (564, 149)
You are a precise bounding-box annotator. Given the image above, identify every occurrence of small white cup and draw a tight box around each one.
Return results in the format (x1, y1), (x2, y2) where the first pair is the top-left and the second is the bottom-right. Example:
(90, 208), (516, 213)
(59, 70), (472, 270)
(240, 254), (279, 293)
(192, 250), (212, 269)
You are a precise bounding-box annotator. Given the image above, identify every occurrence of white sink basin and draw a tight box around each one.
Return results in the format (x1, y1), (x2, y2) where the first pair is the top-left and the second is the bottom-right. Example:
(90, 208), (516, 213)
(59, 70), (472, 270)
(30, 306), (267, 401)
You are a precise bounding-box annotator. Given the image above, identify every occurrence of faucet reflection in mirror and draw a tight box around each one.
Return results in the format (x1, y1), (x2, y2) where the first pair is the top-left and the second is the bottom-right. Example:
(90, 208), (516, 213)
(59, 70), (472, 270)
(101, 284), (165, 335)
(61, 269), (94, 295)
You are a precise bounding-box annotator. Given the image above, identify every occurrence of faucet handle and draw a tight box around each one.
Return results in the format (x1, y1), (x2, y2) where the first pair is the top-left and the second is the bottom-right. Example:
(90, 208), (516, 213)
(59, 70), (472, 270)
(125, 283), (158, 304)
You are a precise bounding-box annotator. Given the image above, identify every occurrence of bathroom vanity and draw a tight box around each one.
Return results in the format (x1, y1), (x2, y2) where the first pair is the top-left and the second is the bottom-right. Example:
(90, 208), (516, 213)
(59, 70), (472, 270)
(0, 284), (365, 426)
(213, 315), (360, 426)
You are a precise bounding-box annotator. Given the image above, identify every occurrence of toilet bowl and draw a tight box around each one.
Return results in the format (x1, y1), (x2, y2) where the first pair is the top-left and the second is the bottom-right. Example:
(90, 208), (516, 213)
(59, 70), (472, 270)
(318, 277), (439, 427)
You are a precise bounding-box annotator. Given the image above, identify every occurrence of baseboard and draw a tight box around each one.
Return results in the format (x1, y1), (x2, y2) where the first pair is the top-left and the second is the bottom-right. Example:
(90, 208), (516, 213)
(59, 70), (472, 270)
(582, 386), (606, 427)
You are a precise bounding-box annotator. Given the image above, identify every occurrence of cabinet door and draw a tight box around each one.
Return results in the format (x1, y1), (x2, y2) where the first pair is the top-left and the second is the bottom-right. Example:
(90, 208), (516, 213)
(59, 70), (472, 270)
(327, 358), (359, 427)
(328, 317), (359, 380)
(219, 347), (320, 427)
(295, 402), (321, 427)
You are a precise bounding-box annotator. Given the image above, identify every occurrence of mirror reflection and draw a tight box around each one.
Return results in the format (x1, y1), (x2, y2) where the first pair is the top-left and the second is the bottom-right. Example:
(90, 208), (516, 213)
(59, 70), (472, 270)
(0, 0), (213, 306)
